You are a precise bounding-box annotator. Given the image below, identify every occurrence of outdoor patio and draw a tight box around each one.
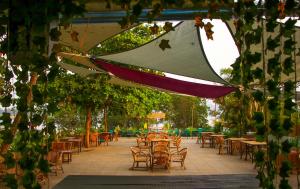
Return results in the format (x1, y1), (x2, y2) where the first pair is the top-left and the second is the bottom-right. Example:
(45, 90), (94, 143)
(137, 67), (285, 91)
(44, 137), (297, 188)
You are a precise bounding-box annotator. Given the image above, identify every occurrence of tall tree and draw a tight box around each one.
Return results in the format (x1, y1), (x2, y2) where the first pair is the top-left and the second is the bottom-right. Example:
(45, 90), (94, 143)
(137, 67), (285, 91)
(168, 95), (208, 129)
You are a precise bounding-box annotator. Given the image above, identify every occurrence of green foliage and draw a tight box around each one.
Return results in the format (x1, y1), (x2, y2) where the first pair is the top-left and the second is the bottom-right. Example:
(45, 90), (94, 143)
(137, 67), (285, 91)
(167, 95), (208, 129)
(90, 24), (156, 56)
(0, 1), (85, 188)
(229, 1), (298, 188)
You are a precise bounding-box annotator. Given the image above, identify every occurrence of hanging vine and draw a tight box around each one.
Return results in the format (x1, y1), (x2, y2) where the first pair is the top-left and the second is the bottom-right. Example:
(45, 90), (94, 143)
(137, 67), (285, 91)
(0, 1), (85, 188)
(229, 0), (299, 188)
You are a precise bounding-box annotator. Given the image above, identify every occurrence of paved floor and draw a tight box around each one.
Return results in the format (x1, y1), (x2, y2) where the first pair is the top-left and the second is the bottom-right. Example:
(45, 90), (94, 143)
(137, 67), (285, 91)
(46, 137), (298, 188)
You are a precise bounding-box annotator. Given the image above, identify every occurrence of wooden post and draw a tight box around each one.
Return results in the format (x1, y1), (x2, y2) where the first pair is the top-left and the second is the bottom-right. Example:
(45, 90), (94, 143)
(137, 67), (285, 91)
(85, 105), (92, 148)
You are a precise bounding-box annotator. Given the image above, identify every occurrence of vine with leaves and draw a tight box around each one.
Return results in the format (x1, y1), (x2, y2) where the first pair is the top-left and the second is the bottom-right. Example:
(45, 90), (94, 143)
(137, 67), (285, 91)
(0, 1), (85, 188)
(229, 1), (299, 188)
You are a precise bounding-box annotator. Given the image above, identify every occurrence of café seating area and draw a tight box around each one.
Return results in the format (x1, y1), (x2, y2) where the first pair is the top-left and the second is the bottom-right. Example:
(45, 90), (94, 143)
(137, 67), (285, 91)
(130, 132), (187, 171)
(198, 131), (300, 173)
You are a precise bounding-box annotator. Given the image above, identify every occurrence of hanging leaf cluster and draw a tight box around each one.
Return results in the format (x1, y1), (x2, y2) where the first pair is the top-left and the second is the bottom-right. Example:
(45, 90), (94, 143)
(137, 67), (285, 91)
(0, 1), (85, 188)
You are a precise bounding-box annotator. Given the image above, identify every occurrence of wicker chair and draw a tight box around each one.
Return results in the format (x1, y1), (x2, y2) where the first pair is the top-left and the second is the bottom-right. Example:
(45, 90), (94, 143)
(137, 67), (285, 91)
(136, 137), (150, 151)
(170, 148), (187, 169)
(152, 144), (170, 170)
(170, 137), (182, 152)
(215, 136), (229, 155)
(130, 146), (150, 170)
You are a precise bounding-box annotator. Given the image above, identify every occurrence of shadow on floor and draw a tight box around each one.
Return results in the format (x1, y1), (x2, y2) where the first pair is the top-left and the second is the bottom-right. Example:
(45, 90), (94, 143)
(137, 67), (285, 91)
(53, 174), (259, 189)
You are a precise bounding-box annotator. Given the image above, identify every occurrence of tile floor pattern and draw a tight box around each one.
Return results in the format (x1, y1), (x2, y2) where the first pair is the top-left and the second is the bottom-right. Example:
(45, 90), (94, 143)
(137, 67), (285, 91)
(38, 138), (297, 188)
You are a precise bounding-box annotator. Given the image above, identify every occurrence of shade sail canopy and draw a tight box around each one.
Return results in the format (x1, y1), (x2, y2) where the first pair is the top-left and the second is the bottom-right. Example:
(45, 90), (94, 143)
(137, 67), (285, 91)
(226, 20), (300, 82)
(59, 23), (133, 52)
(94, 59), (236, 98)
(57, 62), (101, 77)
(58, 52), (103, 71)
(97, 20), (228, 84)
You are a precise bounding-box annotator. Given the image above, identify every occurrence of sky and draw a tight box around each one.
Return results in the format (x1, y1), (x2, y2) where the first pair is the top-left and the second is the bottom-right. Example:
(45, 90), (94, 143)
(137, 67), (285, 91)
(164, 19), (239, 126)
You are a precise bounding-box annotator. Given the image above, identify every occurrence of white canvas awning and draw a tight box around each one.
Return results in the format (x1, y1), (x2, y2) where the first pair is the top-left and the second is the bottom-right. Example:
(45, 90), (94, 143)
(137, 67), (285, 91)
(59, 23), (132, 52)
(97, 20), (228, 84)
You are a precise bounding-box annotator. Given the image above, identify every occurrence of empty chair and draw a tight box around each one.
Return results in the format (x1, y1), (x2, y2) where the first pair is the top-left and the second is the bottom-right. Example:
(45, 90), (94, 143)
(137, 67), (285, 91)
(170, 137), (182, 152)
(130, 146), (151, 170)
(170, 148), (187, 169)
(99, 133), (110, 146)
(152, 144), (170, 170)
(52, 142), (65, 152)
(215, 136), (229, 155)
(48, 151), (63, 175)
(61, 142), (73, 163)
(90, 133), (99, 147)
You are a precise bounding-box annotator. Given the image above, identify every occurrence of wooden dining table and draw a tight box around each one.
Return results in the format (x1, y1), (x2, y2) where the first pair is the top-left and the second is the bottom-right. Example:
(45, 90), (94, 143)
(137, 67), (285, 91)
(227, 137), (248, 155)
(240, 140), (267, 161)
(201, 132), (215, 148)
(68, 138), (83, 153)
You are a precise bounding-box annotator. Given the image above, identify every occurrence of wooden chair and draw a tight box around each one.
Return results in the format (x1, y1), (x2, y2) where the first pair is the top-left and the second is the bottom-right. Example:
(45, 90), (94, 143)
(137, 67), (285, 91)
(90, 133), (99, 147)
(99, 133), (110, 146)
(130, 146), (150, 170)
(170, 148), (187, 169)
(61, 142), (73, 163)
(52, 141), (65, 152)
(48, 151), (63, 175)
(136, 137), (150, 151)
(152, 144), (170, 170)
(215, 136), (229, 155)
(201, 133), (213, 148)
(170, 137), (182, 152)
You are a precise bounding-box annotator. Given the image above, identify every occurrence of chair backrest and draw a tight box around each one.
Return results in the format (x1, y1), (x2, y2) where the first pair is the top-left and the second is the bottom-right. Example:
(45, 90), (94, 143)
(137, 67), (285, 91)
(215, 136), (224, 145)
(64, 142), (73, 150)
(52, 142), (65, 152)
(47, 151), (62, 164)
(90, 133), (98, 142)
(136, 138), (144, 146)
(154, 144), (168, 153)
(147, 134), (156, 142)
(179, 148), (188, 160)
(159, 133), (169, 139)
(130, 147), (140, 159)
(99, 133), (110, 140)
(176, 137), (182, 146)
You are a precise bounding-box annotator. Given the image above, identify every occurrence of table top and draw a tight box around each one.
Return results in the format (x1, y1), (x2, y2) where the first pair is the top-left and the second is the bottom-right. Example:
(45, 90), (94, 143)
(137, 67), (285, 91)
(241, 140), (267, 146)
(150, 138), (172, 142)
(227, 137), (248, 141)
(68, 138), (82, 142)
(210, 134), (225, 137)
(61, 137), (76, 140)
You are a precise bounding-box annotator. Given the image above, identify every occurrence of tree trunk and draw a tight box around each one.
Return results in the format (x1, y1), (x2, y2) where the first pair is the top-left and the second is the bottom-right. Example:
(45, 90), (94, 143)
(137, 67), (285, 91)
(85, 105), (92, 148)
(104, 106), (108, 132)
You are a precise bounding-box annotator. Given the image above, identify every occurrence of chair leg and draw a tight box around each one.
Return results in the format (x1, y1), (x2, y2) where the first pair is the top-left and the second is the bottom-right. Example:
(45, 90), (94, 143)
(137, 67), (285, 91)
(131, 162), (135, 170)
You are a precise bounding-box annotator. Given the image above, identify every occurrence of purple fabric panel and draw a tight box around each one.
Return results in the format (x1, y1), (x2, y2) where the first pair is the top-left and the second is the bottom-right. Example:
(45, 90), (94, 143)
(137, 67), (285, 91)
(94, 60), (236, 98)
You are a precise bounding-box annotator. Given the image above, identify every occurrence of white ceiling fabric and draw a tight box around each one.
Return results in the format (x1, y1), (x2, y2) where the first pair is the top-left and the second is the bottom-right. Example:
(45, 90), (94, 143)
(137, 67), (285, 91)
(97, 20), (228, 84)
